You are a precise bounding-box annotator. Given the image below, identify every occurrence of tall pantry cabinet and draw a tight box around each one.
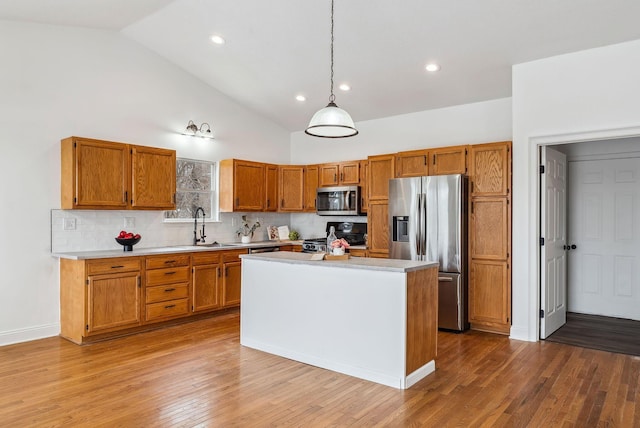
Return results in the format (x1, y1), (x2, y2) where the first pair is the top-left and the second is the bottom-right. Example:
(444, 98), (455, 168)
(468, 141), (512, 334)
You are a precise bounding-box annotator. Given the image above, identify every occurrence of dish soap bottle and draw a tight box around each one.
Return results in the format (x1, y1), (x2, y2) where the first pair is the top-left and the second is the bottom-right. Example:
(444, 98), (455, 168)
(326, 226), (337, 253)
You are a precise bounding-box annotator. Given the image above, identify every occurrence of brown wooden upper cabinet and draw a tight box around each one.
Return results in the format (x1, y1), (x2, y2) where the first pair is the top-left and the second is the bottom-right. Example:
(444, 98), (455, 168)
(318, 161), (361, 187)
(367, 154), (395, 201)
(264, 164), (278, 212)
(303, 165), (319, 212)
(359, 160), (368, 214)
(219, 159), (265, 212)
(278, 165), (304, 212)
(395, 149), (429, 178)
(61, 136), (176, 210)
(430, 145), (468, 176)
(468, 141), (511, 197)
(130, 145), (177, 209)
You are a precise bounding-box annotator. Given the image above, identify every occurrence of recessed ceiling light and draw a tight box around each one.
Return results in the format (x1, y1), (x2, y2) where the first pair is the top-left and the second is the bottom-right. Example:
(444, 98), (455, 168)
(425, 63), (440, 72)
(211, 35), (225, 45)
(339, 83), (351, 91)
(296, 95), (306, 102)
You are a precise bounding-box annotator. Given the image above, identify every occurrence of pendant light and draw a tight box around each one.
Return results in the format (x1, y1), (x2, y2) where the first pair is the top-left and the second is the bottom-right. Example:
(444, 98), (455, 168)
(305, 0), (358, 138)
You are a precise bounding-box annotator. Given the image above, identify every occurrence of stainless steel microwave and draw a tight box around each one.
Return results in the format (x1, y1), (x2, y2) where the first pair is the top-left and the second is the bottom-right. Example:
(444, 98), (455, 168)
(316, 186), (360, 216)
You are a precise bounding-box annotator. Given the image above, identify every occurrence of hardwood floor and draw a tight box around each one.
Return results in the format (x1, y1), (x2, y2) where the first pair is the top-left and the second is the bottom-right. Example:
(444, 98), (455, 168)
(1, 311), (638, 427)
(545, 312), (640, 356)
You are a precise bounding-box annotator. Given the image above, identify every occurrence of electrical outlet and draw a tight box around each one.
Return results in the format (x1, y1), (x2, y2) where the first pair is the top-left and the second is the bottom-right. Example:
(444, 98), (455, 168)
(124, 217), (135, 228)
(231, 217), (238, 227)
(63, 218), (76, 230)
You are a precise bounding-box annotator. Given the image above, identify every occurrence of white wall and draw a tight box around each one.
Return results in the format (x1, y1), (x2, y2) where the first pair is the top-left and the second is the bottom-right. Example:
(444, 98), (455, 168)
(290, 98), (513, 164)
(0, 20), (291, 345)
(512, 39), (640, 341)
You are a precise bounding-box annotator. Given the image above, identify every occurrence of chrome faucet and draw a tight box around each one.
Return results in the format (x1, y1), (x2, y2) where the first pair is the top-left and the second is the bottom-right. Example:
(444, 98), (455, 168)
(193, 207), (206, 245)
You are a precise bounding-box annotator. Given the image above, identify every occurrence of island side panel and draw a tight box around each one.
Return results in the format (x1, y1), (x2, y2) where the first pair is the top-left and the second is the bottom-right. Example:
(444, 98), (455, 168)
(406, 266), (438, 375)
(240, 258), (407, 388)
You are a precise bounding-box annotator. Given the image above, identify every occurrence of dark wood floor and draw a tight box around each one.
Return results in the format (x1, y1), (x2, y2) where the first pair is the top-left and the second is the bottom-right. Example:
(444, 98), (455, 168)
(1, 311), (639, 427)
(545, 312), (640, 356)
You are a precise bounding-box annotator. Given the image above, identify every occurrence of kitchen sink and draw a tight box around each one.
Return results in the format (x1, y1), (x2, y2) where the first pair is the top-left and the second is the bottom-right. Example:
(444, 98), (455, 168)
(141, 246), (191, 253)
(185, 242), (239, 249)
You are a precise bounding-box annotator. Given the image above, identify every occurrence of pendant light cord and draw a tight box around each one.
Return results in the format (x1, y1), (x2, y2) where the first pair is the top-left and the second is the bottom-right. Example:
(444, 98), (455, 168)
(329, 0), (335, 104)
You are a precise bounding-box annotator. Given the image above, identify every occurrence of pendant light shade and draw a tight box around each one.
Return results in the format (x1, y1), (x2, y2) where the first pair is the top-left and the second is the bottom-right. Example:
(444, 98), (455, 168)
(305, 102), (358, 138)
(305, 0), (358, 138)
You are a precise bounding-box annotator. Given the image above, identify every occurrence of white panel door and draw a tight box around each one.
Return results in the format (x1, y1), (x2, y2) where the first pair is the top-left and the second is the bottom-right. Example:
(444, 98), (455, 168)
(568, 157), (640, 320)
(540, 147), (567, 338)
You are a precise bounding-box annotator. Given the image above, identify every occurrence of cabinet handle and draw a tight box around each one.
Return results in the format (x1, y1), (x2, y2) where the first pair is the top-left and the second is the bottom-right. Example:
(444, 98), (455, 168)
(340, 172), (344, 181)
(164, 260), (176, 264)
(111, 265), (124, 269)
(225, 267), (228, 277)
(164, 304), (176, 309)
(334, 173), (337, 182)
(164, 271), (176, 275)
(164, 288), (176, 292)
(218, 268), (221, 277)
(124, 191), (128, 203)
(267, 199), (270, 208)
(281, 199), (284, 208)
(432, 155), (435, 165)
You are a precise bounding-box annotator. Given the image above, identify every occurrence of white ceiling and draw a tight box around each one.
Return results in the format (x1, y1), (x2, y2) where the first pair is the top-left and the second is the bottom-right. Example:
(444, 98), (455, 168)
(2, 0), (640, 132)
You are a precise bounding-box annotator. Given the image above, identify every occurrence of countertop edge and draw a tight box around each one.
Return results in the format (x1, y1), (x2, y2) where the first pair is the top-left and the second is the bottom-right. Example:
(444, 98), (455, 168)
(240, 252), (438, 273)
(52, 240), (303, 260)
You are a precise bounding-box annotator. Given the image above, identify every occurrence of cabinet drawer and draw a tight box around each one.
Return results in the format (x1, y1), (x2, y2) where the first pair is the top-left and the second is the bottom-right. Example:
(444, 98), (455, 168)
(146, 283), (189, 304)
(86, 258), (141, 275)
(191, 252), (221, 265)
(145, 254), (190, 269)
(146, 266), (190, 286)
(221, 249), (247, 263)
(145, 298), (189, 322)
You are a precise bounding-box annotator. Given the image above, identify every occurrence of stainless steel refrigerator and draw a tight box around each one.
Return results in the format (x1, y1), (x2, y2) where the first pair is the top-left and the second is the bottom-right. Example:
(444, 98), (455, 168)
(389, 174), (468, 331)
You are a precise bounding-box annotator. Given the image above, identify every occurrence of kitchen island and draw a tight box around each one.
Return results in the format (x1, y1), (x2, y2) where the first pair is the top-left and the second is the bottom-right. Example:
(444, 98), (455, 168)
(240, 251), (439, 389)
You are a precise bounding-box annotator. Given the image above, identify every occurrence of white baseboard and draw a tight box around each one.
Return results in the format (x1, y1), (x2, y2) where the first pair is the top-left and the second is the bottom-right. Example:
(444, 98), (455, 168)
(0, 323), (60, 347)
(509, 324), (536, 342)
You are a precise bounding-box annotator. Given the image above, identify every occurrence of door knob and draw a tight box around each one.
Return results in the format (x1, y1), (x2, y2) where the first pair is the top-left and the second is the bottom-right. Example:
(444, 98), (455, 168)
(571, 244), (577, 249)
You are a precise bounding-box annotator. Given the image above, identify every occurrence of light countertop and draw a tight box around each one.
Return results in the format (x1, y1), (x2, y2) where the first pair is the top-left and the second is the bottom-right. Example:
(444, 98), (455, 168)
(53, 240), (303, 260)
(240, 251), (438, 273)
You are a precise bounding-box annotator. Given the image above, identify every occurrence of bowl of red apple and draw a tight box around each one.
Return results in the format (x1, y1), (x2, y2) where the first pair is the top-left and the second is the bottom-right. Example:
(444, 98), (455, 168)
(115, 230), (141, 251)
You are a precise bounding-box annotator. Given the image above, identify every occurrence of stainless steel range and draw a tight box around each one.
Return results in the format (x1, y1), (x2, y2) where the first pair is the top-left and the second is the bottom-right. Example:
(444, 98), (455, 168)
(301, 222), (367, 253)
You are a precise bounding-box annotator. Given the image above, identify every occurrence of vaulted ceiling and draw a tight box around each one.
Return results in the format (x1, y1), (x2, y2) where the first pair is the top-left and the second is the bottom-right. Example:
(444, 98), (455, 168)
(2, 0), (640, 132)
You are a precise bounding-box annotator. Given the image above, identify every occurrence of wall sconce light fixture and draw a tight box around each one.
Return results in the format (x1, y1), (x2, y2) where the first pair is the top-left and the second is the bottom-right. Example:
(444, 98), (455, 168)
(183, 120), (214, 139)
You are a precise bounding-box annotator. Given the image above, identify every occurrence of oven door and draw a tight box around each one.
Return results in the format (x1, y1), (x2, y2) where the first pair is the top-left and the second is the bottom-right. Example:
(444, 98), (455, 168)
(316, 186), (360, 215)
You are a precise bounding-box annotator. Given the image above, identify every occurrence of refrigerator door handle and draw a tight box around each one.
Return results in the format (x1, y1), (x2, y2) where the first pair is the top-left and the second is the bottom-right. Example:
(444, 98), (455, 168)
(421, 192), (427, 258)
(438, 276), (454, 282)
(415, 194), (420, 256)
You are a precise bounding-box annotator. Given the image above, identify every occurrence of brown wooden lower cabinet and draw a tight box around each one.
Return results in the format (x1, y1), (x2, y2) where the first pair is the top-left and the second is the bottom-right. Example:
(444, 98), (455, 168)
(222, 259), (242, 307)
(60, 248), (249, 345)
(144, 255), (191, 323)
(468, 259), (511, 334)
(348, 248), (367, 257)
(87, 271), (141, 334)
(192, 252), (222, 313)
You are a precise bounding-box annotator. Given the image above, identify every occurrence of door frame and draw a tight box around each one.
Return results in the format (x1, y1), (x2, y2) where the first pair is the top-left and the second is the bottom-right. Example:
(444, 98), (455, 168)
(530, 126), (640, 342)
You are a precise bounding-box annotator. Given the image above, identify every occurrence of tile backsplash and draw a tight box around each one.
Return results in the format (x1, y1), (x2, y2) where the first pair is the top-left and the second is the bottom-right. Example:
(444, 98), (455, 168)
(50, 210), (368, 253)
(51, 210), (289, 253)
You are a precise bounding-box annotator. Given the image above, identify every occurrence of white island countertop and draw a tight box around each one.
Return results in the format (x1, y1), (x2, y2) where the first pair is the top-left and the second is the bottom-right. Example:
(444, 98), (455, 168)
(240, 251), (437, 273)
